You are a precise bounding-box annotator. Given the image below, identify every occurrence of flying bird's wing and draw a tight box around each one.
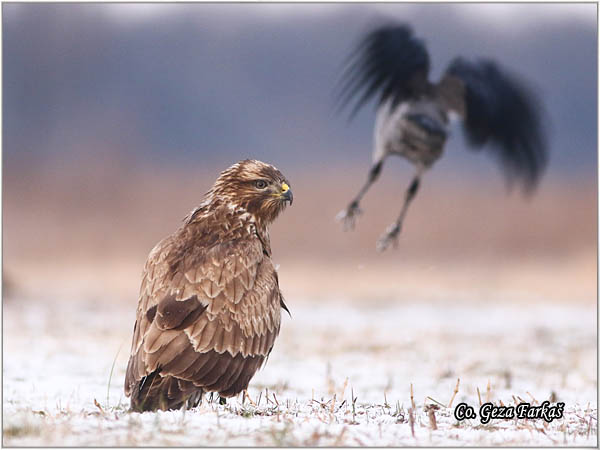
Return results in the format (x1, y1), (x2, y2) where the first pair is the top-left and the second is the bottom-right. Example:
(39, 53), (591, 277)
(443, 57), (548, 192)
(125, 223), (282, 409)
(336, 23), (431, 118)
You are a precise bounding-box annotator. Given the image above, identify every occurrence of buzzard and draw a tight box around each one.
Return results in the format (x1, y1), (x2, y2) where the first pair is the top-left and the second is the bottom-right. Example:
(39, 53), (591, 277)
(335, 23), (548, 251)
(124, 159), (293, 412)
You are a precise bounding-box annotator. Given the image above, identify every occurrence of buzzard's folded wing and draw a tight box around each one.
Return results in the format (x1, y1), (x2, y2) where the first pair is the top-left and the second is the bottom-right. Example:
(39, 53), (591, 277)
(125, 234), (281, 399)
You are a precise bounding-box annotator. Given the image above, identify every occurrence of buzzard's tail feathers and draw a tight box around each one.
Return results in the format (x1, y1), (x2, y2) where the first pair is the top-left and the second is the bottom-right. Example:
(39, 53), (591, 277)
(129, 370), (202, 412)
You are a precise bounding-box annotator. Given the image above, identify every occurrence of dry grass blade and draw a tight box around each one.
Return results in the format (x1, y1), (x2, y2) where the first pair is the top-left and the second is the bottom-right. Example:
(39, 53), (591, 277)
(341, 378), (348, 400)
(408, 407), (415, 438)
(426, 396), (446, 408)
(477, 387), (482, 407)
(326, 362), (335, 396)
(538, 425), (557, 444)
(244, 390), (257, 407)
(447, 378), (460, 408)
(106, 342), (123, 409)
(425, 404), (439, 430)
(333, 427), (347, 446)
(503, 370), (512, 389)
(351, 388), (357, 425)
(410, 383), (415, 410)
(527, 391), (538, 404)
(93, 398), (105, 415)
(486, 380), (491, 403)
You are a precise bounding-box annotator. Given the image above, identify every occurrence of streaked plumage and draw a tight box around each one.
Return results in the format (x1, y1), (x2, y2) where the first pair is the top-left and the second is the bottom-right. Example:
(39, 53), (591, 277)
(336, 23), (548, 251)
(124, 160), (293, 412)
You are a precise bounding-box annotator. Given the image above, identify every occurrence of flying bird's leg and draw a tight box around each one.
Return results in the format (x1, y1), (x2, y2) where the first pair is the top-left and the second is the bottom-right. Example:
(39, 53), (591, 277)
(219, 396), (227, 405)
(336, 160), (384, 230)
(376, 168), (423, 252)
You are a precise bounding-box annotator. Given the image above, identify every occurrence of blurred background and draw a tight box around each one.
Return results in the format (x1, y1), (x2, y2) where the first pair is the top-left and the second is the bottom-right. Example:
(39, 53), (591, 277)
(3, 7), (597, 444)
(3, 3), (597, 306)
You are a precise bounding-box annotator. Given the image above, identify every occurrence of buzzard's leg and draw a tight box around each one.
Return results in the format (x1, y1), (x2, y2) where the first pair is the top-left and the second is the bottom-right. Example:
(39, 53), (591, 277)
(376, 169), (422, 252)
(336, 160), (384, 230)
(186, 389), (203, 409)
(219, 396), (227, 405)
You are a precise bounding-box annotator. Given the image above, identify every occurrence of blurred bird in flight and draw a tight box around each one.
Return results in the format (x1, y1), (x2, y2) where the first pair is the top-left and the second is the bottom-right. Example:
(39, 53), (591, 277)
(335, 22), (548, 252)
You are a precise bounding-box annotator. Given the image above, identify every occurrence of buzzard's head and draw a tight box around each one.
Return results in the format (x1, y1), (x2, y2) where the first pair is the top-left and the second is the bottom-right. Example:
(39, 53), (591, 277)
(211, 159), (293, 224)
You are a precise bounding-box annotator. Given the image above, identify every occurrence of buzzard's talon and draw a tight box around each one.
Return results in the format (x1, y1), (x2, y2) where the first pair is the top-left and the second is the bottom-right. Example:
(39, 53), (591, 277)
(376, 224), (401, 252)
(336, 202), (362, 231)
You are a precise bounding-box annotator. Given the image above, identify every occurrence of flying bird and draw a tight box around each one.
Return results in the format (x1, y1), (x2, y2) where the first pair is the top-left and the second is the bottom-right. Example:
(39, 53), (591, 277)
(124, 159), (293, 412)
(335, 23), (548, 251)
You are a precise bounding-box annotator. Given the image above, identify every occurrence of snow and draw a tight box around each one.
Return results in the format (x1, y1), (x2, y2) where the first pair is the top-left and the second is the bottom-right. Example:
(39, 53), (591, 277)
(3, 296), (597, 446)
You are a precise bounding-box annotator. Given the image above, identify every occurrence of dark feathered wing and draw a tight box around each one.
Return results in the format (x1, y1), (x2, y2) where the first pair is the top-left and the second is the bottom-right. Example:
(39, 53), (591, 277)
(444, 57), (548, 192)
(336, 23), (431, 118)
(124, 211), (282, 411)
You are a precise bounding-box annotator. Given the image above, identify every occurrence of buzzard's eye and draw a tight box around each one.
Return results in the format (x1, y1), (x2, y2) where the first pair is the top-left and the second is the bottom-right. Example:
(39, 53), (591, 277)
(255, 180), (268, 189)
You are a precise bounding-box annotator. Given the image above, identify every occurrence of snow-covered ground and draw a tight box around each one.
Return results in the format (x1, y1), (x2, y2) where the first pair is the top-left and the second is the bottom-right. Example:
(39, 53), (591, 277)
(3, 296), (597, 446)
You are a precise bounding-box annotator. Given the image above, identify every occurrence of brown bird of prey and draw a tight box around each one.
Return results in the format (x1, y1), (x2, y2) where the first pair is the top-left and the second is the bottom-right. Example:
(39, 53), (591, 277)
(124, 159), (293, 412)
(335, 23), (547, 251)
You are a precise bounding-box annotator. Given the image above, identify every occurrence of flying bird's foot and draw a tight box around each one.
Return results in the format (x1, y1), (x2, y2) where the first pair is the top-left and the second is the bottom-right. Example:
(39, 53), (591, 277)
(336, 201), (362, 231)
(376, 224), (401, 252)
(219, 396), (227, 406)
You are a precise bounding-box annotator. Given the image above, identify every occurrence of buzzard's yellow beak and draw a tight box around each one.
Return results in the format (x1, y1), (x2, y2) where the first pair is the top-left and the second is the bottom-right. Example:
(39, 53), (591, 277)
(280, 183), (293, 205)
